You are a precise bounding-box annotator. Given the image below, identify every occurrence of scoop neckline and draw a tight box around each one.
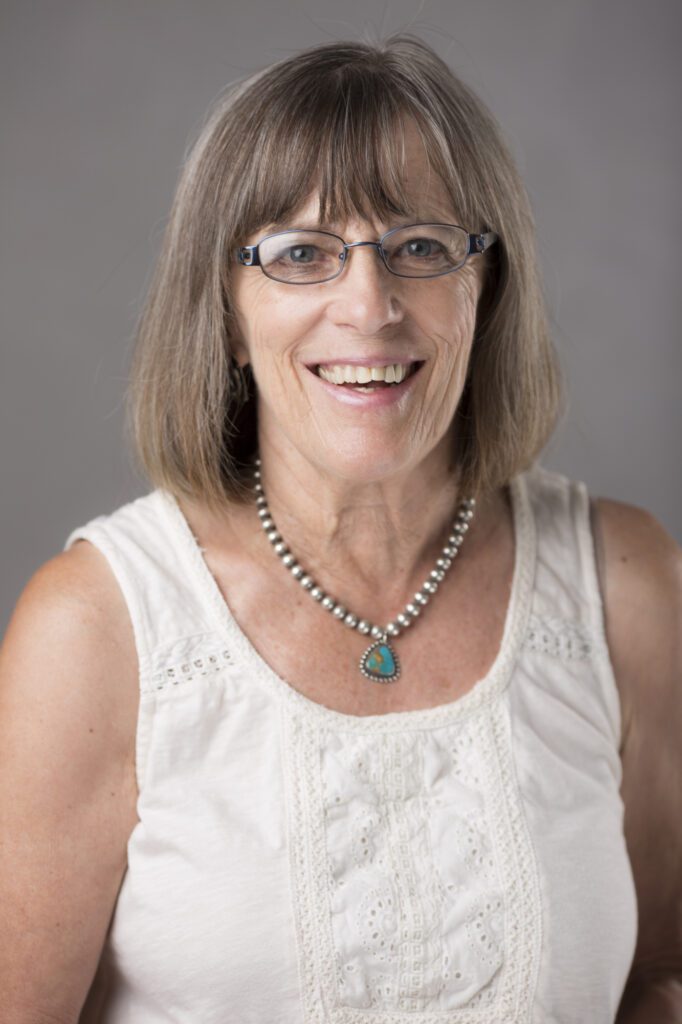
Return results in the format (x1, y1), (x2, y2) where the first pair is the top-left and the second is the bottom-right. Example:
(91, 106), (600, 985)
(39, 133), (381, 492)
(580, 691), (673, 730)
(157, 470), (536, 731)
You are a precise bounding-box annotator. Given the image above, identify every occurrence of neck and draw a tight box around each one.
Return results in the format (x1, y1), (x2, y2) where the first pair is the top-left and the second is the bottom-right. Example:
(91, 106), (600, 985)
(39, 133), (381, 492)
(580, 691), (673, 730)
(246, 430), (476, 615)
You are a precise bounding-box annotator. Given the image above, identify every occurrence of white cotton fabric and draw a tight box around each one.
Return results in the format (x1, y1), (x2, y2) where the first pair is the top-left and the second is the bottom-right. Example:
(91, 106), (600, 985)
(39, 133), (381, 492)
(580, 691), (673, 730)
(64, 462), (637, 1024)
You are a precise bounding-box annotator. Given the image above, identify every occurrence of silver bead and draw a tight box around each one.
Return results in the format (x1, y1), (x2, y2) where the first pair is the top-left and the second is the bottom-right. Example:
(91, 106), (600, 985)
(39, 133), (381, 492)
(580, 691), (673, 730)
(310, 586), (324, 601)
(431, 569), (445, 582)
(267, 529), (280, 543)
(442, 546), (457, 558)
(261, 517), (274, 531)
(462, 508), (474, 520)
(405, 603), (420, 618)
(291, 565), (304, 579)
(255, 494), (267, 506)
(357, 620), (371, 635)
(454, 521), (469, 533)
(332, 605), (347, 620)
(414, 592), (429, 605)
(258, 507), (270, 519)
(386, 622), (401, 637)
(396, 612), (412, 627)
(300, 575), (314, 589)
(436, 558), (451, 570)
(253, 468), (261, 478)
(274, 541), (288, 555)
(344, 613), (358, 628)
(370, 625), (384, 640)
(321, 596), (336, 611)
(282, 553), (295, 567)
(422, 580), (438, 594)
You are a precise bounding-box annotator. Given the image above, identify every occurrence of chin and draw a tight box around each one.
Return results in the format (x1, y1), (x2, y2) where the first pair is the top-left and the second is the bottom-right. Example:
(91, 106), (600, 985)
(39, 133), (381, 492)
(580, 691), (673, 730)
(311, 437), (420, 485)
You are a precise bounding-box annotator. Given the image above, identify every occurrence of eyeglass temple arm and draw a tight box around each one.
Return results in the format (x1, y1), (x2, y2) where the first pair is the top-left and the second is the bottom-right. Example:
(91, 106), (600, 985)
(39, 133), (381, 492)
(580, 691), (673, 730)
(467, 231), (499, 255)
(236, 246), (260, 266)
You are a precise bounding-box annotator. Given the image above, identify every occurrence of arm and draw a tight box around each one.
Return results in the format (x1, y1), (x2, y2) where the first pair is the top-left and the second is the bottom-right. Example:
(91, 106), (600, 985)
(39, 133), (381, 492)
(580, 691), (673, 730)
(590, 498), (682, 1022)
(0, 542), (139, 1024)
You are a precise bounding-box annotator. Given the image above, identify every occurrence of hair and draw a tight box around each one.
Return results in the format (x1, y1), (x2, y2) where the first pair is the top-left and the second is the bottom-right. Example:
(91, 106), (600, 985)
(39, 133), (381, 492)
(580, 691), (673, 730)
(125, 34), (564, 510)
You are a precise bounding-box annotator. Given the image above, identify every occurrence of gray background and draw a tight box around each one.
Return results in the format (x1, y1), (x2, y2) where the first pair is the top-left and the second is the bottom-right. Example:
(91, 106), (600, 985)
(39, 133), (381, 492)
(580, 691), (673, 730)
(2, 0), (680, 634)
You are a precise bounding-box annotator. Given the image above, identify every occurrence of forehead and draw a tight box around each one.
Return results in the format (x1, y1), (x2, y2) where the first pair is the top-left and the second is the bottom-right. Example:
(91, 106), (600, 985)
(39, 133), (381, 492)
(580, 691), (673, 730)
(263, 121), (458, 234)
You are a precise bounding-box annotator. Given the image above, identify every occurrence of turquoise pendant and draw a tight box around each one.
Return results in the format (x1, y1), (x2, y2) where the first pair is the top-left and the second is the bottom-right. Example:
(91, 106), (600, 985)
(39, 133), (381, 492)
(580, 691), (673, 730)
(359, 639), (400, 683)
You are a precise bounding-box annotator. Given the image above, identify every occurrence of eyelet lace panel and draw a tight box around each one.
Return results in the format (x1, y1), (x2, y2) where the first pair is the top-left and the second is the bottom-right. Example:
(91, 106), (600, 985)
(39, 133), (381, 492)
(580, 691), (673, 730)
(141, 636), (236, 695)
(282, 699), (542, 1021)
(523, 613), (603, 661)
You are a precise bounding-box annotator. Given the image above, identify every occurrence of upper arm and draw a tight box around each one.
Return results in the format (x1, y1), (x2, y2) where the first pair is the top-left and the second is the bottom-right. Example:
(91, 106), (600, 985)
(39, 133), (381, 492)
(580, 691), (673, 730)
(591, 497), (682, 986)
(0, 542), (140, 1023)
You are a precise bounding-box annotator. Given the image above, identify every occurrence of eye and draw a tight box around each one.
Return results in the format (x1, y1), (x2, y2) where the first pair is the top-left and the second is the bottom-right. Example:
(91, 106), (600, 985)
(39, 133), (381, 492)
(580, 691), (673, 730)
(285, 244), (320, 264)
(400, 236), (445, 259)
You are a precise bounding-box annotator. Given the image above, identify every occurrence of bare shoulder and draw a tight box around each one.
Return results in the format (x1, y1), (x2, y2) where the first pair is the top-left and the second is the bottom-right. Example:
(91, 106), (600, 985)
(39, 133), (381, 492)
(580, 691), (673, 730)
(585, 499), (675, 724)
(2, 539), (138, 723)
(0, 535), (140, 812)
(591, 502), (682, 995)
(589, 495), (682, 740)
(0, 542), (140, 1020)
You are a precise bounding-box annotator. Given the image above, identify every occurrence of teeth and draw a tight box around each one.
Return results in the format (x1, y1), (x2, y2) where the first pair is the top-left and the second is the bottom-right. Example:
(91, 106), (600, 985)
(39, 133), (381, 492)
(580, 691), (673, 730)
(317, 362), (414, 385)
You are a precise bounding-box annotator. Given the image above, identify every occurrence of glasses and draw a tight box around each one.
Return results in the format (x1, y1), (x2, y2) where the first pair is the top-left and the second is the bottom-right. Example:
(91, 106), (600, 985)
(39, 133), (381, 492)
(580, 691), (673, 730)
(235, 223), (498, 285)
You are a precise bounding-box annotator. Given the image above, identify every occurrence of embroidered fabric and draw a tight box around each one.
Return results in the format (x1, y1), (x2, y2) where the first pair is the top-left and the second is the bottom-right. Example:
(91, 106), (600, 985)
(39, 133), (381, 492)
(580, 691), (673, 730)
(283, 702), (542, 1020)
(62, 463), (637, 1023)
(522, 612), (604, 661)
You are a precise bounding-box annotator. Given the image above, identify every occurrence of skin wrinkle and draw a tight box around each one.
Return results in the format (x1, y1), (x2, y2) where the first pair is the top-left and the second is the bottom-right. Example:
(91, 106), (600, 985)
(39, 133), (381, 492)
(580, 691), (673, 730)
(230, 130), (485, 601)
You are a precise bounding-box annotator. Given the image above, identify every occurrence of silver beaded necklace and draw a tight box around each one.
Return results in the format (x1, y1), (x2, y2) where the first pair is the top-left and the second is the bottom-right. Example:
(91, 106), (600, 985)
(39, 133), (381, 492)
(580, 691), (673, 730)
(253, 458), (476, 682)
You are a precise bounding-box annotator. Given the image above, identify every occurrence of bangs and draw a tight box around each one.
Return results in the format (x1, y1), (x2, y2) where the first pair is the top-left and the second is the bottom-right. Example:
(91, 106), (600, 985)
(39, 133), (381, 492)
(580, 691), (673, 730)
(231, 67), (456, 238)
(126, 35), (562, 510)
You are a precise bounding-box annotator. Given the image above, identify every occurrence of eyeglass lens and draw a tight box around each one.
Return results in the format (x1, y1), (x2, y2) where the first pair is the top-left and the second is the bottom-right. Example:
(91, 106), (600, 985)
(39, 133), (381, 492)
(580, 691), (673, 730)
(257, 225), (469, 283)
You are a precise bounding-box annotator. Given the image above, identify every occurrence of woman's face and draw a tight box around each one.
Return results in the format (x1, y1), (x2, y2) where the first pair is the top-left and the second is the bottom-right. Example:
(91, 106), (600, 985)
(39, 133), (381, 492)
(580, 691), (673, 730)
(231, 125), (484, 486)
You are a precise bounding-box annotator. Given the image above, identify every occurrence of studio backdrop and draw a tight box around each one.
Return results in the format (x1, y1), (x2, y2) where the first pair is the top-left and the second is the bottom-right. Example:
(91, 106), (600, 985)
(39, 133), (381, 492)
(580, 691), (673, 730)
(1, 0), (680, 631)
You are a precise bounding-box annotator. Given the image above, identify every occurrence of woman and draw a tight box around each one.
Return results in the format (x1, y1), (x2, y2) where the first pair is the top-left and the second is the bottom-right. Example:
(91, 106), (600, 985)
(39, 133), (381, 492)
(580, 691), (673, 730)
(1, 34), (680, 1024)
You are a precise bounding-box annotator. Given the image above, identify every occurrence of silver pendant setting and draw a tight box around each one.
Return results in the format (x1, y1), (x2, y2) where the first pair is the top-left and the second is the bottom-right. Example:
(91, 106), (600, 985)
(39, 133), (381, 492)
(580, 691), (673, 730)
(359, 637), (401, 683)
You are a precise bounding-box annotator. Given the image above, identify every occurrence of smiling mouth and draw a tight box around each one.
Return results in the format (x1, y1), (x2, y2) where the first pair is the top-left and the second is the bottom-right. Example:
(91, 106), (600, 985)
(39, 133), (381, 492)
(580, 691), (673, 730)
(313, 361), (423, 391)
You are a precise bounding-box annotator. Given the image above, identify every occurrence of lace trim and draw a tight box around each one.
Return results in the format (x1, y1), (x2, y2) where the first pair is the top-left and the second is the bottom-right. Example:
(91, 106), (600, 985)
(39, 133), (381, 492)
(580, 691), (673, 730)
(282, 700), (542, 1021)
(523, 613), (604, 661)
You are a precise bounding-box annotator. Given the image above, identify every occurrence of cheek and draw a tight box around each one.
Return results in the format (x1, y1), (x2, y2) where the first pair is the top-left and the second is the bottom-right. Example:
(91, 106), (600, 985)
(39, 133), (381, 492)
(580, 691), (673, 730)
(234, 281), (312, 365)
(428, 276), (481, 363)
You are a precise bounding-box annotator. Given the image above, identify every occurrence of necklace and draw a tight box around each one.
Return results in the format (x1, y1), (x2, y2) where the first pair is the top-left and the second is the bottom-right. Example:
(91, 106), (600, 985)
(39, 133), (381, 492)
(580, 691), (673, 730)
(253, 458), (476, 682)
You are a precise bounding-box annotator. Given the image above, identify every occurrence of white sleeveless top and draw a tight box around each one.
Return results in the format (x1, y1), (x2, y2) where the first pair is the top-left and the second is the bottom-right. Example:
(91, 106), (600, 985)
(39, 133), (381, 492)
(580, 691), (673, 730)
(64, 462), (637, 1023)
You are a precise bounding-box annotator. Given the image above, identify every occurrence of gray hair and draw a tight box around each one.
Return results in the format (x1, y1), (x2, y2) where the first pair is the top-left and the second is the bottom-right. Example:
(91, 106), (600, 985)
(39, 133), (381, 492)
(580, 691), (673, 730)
(126, 34), (564, 508)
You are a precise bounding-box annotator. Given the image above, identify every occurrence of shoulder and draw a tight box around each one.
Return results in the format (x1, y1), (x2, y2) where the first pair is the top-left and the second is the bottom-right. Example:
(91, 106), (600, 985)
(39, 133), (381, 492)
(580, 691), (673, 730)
(6, 539), (137, 663)
(1, 540), (139, 758)
(590, 499), (682, 987)
(0, 546), (140, 1021)
(589, 495), (682, 742)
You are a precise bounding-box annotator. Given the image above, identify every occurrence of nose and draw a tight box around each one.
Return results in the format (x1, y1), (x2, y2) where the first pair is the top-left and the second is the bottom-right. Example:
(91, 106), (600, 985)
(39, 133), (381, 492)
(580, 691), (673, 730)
(327, 240), (404, 334)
